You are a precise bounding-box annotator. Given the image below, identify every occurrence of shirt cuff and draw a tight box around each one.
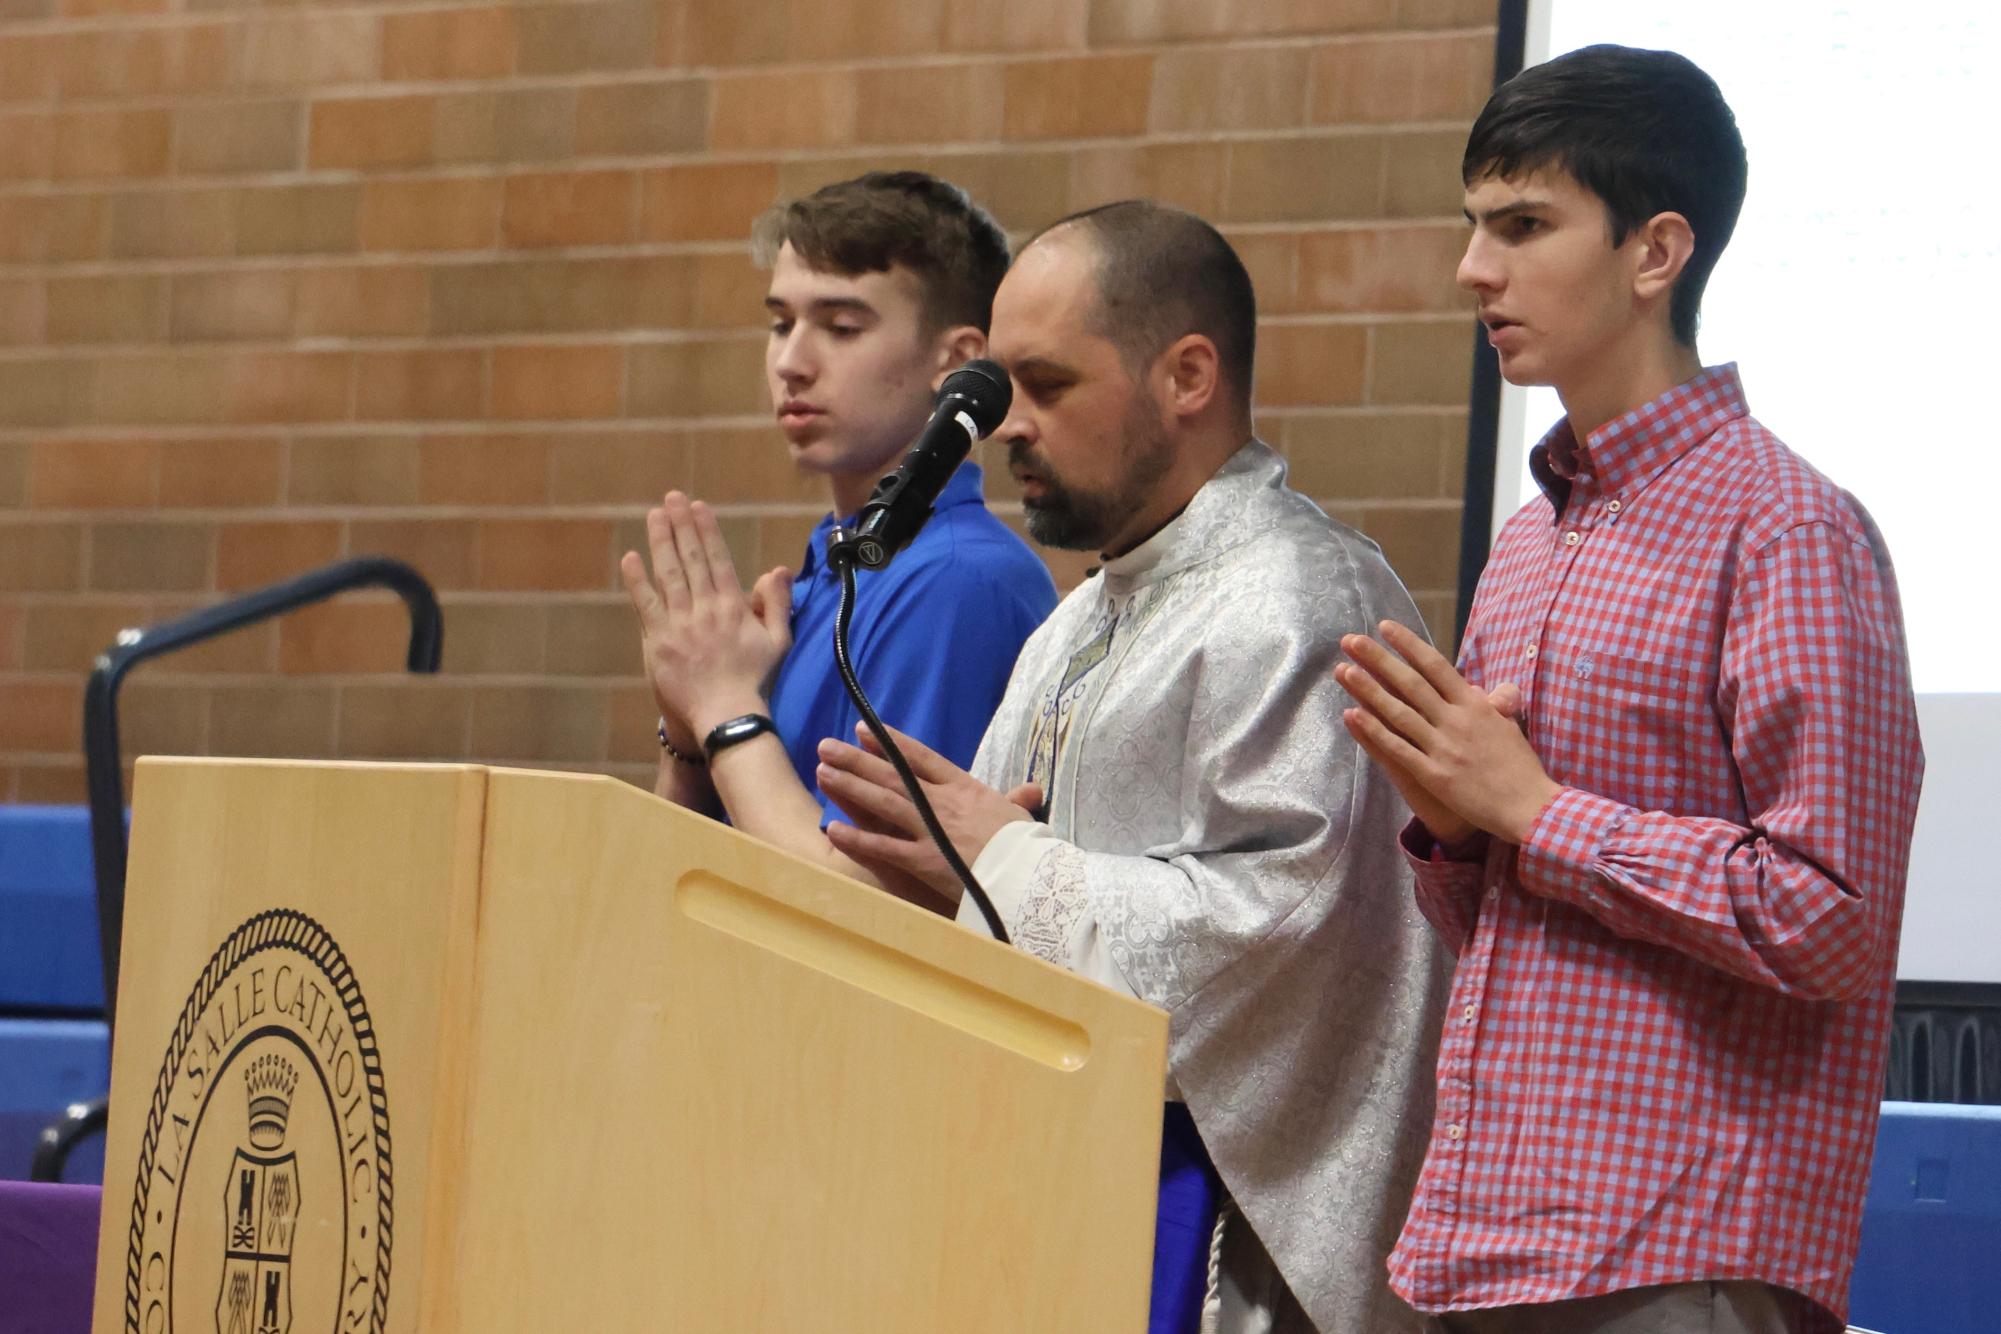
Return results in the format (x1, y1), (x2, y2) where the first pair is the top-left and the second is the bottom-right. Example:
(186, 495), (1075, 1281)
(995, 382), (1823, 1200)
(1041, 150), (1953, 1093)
(964, 819), (1061, 939)
(1399, 817), (1485, 893)
(1516, 786), (1636, 905)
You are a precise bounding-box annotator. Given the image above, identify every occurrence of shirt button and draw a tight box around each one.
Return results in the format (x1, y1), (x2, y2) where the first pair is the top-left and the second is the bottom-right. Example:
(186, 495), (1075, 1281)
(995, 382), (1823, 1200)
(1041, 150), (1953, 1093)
(1524, 644), (1537, 659)
(1447, 1124), (1464, 1141)
(1564, 530), (1582, 547)
(1462, 1004), (1476, 1022)
(1606, 499), (1623, 514)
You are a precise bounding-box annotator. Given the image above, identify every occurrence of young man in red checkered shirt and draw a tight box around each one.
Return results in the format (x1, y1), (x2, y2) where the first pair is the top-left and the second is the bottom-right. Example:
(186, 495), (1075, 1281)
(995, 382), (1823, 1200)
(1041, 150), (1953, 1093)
(1337, 45), (1923, 1334)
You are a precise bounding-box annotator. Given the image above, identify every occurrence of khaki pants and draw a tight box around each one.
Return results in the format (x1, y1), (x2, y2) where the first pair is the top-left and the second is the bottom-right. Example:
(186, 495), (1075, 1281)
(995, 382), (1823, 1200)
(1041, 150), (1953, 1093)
(1435, 1281), (1797, 1334)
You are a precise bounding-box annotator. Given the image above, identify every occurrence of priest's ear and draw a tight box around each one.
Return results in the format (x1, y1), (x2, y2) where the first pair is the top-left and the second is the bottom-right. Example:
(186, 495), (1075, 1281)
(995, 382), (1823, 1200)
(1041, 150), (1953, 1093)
(1155, 332), (1222, 423)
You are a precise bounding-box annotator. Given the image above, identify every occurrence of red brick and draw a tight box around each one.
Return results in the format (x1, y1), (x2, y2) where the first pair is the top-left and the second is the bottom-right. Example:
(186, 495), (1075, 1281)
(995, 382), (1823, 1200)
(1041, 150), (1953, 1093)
(209, 682), (337, 759)
(0, 679), (82, 752)
(418, 433), (550, 505)
(88, 519), (211, 592)
(235, 184), (357, 257)
(1224, 134), (1384, 223)
(711, 69), (857, 152)
(381, 6), (516, 81)
(1257, 321), (1369, 406)
(309, 97), (435, 170)
(514, 1), (653, 76)
(216, 520), (343, 590)
(469, 683), (607, 762)
(295, 265), (429, 338)
(626, 338), (767, 419)
(0, 34), (55, 104)
(638, 162), (779, 243)
(475, 517), (614, 591)
(1069, 142), (1228, 217)
(169, 270), (297, 342)
(943, 0), (1087, 53)
(336, 682), (470, 759)
(687, 251), (768, 331)
(0, 522), (84, 591)
(856, 63), (1005, 145)
(355, 348), (487, 422)
(1298, 225), (1472, 313)
(57, 23), (233, 99)
(489, 345), (622, 421)
(676, 0), (785, 66)
(501, 171), (635, 249)
(784, 0), (944, 62)
(1368, 320), (1474, 405)
(1002, 56), (1153, 141)
(0, 112), (51, 181)
(172, 100), (302, 175)
(92, 354), (229, 427)
(277, 599), (412, 674)
(223, 352), (352, 424)
(158, 437), (284, 508)
(54, 108), (171, 181)
(359, 176), (500, 252)
(239, 13), (380, 90)
(1310, 34), (1492, 125)
(1281, 411), (1461, 500)
(348, 517), (478, 588)
(110, 190), (239, 261)
(288, 436), (419, 507)
(29, 438), (157, 509)
(546, 430), (695, 505)
(46, 274), (166, 344)
(572, 78), (708, 156)
(1149, 47), (1311, 133)
(19, 599), (145, 671)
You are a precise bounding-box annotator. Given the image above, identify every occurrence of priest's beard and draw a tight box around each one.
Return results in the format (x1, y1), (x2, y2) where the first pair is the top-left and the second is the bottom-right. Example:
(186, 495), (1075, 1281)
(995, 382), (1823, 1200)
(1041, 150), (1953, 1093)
(1018, 396), (1176, 552)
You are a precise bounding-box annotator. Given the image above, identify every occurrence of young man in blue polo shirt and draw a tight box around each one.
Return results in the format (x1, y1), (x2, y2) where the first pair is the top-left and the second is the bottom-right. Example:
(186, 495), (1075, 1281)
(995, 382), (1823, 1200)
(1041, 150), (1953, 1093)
(620, 172), (1056, 908)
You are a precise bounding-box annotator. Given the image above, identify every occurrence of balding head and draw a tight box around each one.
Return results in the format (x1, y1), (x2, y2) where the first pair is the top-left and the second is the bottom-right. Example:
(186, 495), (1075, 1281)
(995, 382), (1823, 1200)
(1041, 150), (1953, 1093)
(1026, 201), (1257, 419)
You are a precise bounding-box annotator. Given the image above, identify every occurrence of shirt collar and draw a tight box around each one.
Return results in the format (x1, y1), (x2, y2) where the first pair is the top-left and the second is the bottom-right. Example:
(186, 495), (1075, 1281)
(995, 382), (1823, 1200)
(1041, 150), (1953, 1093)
(1530, 363), (1749, 516)
(798, 461), (988, 579)
(1101, 440), (1284, 593)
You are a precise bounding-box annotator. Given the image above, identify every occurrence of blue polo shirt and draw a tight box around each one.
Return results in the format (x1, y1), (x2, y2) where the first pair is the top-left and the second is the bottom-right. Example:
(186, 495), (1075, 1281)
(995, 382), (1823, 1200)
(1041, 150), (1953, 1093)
(770, 462), (1057, 827)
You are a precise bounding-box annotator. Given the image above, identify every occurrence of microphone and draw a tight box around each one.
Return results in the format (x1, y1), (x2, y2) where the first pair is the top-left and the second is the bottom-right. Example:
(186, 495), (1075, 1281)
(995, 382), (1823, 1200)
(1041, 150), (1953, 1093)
(840, 359), (1012, 571)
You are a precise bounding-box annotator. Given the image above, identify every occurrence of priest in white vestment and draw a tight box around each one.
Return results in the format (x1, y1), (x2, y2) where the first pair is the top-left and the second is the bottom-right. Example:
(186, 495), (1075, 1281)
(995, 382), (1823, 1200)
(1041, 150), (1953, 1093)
(818, 201), (1450, 1334)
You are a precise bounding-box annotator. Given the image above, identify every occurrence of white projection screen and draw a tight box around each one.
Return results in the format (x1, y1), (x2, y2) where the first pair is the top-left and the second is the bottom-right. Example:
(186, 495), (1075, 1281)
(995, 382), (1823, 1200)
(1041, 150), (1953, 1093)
(1493, 5), (2000, 982)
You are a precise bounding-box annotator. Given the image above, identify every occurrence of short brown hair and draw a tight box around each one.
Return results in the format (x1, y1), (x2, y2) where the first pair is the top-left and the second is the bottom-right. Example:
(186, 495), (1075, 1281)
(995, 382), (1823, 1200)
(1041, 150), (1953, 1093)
(752, 171), (1010, 335)
(1032, 200), (1257, 412)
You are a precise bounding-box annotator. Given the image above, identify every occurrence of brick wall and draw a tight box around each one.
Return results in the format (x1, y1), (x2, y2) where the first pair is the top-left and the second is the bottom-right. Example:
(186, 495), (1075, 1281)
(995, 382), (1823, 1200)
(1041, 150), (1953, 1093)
(0, 0), (1494, 801)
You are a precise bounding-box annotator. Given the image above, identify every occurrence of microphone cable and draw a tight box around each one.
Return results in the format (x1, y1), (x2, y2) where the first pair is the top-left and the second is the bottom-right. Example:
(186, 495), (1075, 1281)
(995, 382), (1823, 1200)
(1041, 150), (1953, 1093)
(827, 550), (1010, 945)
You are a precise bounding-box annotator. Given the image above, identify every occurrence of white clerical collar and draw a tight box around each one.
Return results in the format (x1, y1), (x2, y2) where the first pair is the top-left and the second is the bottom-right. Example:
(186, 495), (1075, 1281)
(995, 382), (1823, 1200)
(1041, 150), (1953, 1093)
(1100, 440), (1281, 593)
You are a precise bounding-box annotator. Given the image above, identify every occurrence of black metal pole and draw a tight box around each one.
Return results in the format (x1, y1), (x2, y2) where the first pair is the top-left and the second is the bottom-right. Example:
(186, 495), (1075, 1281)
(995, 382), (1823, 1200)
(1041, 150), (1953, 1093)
(1454, 0), (1533, 646)
(81, 556), (443, 1028)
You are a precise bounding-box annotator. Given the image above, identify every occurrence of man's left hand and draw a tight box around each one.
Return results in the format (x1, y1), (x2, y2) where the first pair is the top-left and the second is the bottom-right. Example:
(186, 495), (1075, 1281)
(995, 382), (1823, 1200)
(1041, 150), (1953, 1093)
(817, 724), (1037, 898)
(1336, 620), (1561, 845)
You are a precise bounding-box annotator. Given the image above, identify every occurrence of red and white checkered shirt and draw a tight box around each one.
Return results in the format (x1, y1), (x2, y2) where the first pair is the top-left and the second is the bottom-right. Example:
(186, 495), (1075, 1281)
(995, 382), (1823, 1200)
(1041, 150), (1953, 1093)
(1386, 365), (1923, 1332)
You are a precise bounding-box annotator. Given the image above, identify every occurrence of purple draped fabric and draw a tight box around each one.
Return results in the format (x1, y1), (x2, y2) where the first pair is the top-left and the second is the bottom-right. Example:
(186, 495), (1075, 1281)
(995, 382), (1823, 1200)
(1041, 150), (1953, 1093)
(0, 1181), (99, 1334)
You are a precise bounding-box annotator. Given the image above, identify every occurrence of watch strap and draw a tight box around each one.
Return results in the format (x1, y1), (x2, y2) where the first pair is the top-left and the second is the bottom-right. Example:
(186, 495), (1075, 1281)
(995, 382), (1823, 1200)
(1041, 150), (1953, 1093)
(702, 713), (777, 761)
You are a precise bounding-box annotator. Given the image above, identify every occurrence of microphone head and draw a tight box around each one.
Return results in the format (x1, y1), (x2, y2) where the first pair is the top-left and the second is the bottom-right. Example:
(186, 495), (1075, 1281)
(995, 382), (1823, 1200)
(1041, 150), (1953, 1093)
(938, 359), (1012, 438)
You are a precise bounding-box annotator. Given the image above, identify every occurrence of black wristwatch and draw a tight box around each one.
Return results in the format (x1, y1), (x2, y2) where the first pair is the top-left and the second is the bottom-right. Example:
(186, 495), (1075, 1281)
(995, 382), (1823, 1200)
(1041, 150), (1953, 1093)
(702, 713), (777, 761)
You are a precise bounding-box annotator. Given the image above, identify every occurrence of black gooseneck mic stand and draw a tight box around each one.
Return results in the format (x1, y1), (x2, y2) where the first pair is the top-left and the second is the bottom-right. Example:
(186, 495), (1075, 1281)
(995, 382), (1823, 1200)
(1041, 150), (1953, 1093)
(823, 360), (1014, 943)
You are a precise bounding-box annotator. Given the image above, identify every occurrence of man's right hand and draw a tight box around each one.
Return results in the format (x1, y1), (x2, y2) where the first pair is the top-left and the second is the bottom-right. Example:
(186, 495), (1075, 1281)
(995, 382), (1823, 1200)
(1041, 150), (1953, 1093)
(619, 491), (794, 746)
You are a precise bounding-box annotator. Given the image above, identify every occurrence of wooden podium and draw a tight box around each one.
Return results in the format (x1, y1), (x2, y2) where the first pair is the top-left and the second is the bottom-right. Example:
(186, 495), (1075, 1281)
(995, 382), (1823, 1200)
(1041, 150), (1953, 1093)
(90, 758), (1169, 1333)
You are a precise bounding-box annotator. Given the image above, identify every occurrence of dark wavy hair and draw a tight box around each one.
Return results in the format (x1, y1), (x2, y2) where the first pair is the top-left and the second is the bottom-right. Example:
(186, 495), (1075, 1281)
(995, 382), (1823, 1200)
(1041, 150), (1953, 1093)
(1464, 45), (1748, 346)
